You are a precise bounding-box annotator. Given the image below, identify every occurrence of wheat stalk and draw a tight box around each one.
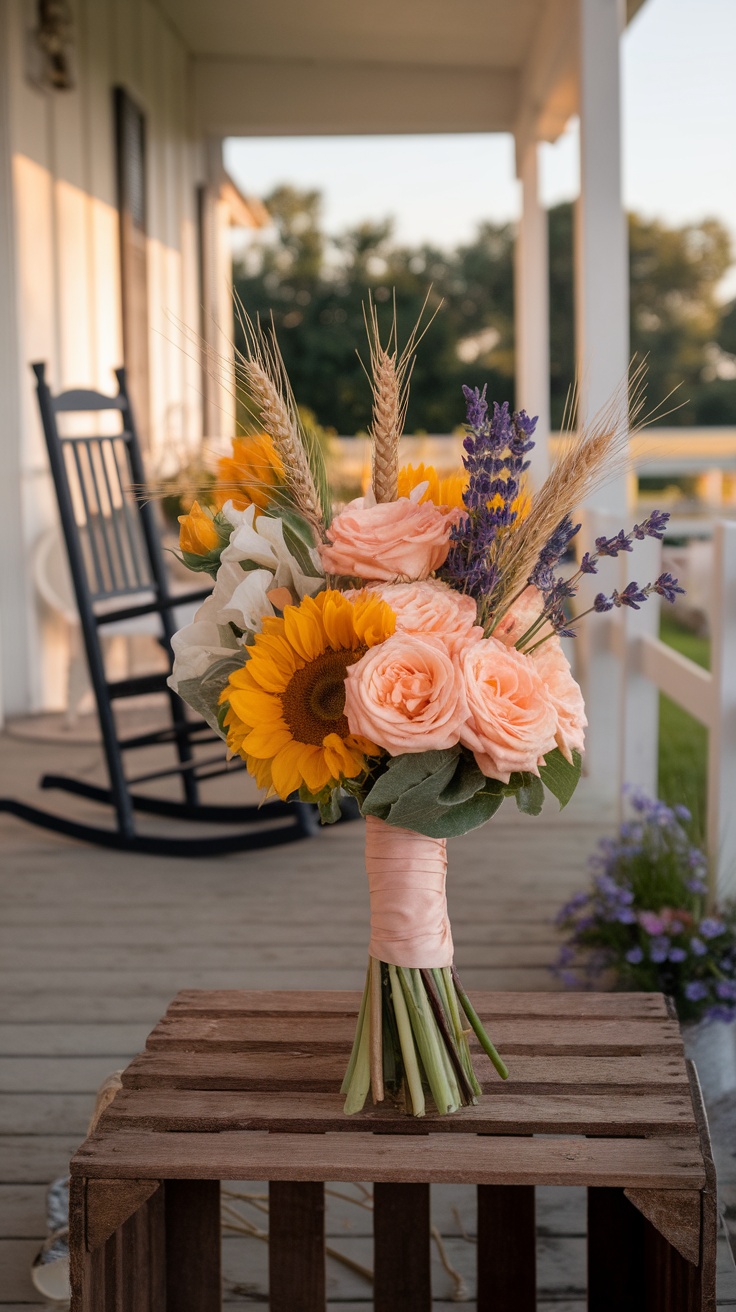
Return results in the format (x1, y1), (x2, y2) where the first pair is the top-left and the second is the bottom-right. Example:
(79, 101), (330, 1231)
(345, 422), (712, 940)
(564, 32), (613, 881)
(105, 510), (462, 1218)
(233, 301), (329, 539)
(363, 292), (438, 503)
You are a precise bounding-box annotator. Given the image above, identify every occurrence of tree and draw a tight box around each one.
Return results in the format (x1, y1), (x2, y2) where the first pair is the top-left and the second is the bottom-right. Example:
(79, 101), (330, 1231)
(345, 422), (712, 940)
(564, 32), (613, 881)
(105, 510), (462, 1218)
(233, 187), (734, 434)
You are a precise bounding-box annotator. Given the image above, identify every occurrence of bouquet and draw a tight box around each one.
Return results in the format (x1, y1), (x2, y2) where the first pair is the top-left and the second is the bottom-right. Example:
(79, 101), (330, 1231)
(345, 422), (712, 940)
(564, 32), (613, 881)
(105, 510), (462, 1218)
(554, 790), (736, 1023)
(169, 304), (683, 1116)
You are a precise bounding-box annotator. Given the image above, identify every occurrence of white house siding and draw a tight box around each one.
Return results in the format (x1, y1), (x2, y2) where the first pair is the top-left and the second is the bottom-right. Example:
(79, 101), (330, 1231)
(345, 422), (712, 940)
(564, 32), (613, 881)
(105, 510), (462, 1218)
(0, 0), (206, 719)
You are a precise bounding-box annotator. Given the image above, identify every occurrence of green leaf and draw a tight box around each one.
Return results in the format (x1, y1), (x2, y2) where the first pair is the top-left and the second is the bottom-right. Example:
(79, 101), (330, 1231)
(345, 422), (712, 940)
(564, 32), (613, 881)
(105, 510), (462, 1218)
(360, 748), (461, 820)
(539, 748), (583, 809)
(318, 791), (343, 825)
(412, 789), (505, 838)
(177, 654), (244, 733)
(377, 757), (462, 831)
(436, 749), (486, 806)
(515, 774), (545, 816)
(177, 548), (222, 579)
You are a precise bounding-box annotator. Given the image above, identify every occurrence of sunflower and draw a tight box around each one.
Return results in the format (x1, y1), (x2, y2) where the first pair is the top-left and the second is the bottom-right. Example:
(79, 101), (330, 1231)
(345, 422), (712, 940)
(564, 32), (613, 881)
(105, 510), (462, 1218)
(398, 461), (532, 529)
(214, 433), (285, 512)
(398, 462), (467, 511)
(220, 589), (395, 799)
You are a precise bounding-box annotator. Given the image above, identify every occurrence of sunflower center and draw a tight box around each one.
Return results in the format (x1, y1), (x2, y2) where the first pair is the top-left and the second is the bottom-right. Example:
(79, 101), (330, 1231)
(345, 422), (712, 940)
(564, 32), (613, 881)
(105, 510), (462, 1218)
(281, 645), (368, 746)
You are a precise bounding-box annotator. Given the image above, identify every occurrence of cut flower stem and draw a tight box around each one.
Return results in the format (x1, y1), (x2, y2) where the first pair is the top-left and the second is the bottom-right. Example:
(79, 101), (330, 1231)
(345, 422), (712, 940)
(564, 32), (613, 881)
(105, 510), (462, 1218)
(342, 958), (507, 1115)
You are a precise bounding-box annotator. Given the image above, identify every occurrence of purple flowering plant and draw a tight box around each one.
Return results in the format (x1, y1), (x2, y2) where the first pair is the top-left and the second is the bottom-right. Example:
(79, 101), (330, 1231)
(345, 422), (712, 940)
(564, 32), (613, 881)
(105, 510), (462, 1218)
(439, 384), (683, 645)
(553, 790), (736, 1023)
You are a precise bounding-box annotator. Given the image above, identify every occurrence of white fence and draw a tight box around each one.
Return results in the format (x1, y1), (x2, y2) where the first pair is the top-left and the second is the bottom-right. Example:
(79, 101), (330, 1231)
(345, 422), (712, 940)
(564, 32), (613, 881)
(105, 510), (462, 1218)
(579, 515), (736, 905)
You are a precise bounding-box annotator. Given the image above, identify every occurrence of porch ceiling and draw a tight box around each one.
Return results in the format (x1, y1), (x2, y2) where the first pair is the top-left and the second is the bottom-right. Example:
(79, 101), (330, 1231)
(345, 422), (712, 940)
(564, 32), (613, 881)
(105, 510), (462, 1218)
(161, 0), (646, 141)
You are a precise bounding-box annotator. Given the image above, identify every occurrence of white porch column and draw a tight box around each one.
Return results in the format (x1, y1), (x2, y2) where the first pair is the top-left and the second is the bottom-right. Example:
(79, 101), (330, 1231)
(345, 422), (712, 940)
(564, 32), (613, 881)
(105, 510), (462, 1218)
(575, 0), (629, 498)
(199, 138), (237, 444)
(515, 141), (550, 487)
(573, 0), (637, 807)
(0, 1), (29, 724)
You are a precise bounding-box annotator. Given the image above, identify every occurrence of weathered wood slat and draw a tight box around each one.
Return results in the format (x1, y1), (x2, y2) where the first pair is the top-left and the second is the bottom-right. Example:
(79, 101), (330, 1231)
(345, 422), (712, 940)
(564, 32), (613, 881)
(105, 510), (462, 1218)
(120, 1049), (690, 1095)
(166, 988), (669, 1019)
(71, 1129), (706, 1189)
(101, 1087), (697, 1137)
(145, 1014), (683, 1056)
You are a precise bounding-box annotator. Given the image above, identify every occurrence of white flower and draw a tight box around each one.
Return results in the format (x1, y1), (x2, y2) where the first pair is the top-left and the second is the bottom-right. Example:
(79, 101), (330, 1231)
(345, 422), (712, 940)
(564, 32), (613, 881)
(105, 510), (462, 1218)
(168, 504), (324, 695)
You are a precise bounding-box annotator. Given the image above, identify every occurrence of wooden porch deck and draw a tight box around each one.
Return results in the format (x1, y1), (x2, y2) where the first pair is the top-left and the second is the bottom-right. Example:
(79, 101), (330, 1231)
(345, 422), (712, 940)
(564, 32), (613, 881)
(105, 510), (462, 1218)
(1, 719), (734, 1307)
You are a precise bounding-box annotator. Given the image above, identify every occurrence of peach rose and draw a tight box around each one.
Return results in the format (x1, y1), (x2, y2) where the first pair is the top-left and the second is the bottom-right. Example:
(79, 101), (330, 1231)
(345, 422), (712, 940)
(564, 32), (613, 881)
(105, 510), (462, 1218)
(345, 632), (467, 754)
(370, 579), (483, 657)
(495, 588), (586, 762)
(319, 491), (453, 582)
(494, 586), (546, 648)
(460, 636), (558, 782)
(533, 639), (587, 763)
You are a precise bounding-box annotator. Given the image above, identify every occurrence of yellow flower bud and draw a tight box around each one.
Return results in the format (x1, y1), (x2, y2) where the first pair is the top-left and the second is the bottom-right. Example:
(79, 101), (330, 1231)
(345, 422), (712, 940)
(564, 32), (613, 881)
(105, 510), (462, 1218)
(178, 501), (220, 556)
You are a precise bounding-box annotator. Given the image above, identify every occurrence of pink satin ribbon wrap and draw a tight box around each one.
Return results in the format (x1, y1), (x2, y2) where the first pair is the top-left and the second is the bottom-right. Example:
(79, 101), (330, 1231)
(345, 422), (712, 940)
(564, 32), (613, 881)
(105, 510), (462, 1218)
(365, 815), (454, 968)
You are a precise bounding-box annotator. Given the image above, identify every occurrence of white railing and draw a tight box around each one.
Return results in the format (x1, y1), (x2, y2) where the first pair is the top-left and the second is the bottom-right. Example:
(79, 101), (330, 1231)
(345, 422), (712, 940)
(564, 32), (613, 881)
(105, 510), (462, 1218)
(579, 516), (736, 905)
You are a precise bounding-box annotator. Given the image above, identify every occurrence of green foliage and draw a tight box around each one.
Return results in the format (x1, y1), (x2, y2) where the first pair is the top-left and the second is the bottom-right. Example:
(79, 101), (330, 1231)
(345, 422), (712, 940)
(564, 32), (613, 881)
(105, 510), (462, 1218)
(234, 188), (734, 434)
(359, 745), (580, 838)
(178, 653), (245, 735)
(658, 613), (710, 841)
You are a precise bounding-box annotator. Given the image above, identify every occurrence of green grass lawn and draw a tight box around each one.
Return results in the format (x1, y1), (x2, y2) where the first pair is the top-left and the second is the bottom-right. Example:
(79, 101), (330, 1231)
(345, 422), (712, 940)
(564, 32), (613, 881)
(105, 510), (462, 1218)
(658, 612), (709, 839)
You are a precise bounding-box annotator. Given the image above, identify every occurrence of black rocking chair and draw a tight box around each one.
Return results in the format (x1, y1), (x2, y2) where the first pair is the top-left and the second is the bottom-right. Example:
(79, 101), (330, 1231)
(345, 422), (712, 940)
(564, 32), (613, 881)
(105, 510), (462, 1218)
(0, 363), (317, 855)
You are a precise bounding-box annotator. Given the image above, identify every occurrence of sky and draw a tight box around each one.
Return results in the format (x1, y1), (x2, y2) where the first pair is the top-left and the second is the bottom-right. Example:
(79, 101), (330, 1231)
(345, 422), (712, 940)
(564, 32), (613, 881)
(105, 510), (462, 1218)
(224, 0), (736, 297)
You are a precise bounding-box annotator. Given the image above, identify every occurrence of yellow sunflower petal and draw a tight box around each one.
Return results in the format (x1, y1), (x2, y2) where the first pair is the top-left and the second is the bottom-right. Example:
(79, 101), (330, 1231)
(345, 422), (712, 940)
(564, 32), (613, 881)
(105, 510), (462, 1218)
(283, 598), (325, 662)
(228, 688), (283, 728)
(242, 723), (293, 758)
(321, 591), (357, 651)
(322, 733), (365, 781)
(347, 733), (382, 757)
(270, 741), (309, 798)
(350, 591), (396, 647)
(298, 745), (334, 793)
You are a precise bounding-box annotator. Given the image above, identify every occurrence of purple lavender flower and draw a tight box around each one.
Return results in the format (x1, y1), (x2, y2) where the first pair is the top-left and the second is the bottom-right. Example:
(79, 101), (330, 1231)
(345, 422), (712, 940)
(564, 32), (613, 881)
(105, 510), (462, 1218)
(616, 907), (637, 925)
(668, 946), (687, 963)
(595, 530), (633, 557)
(706, 1004), (736, 1022)
(674, 803), (692, 822)
(690, 937), (707, 957)
(649, 936), (671, 964)
(632, 510), (670, 540)
(699, 918), (726, 939)
(652, 572), (685, 603)
(612, 582), (649, 610)
(716, 980), (736, 1001)
(441, 387), (537, 607)
(625, 946), (644, 964)
(579, 551), (598, 574)
(685, 980), (709, 1002)
(593, 592), (614, 613)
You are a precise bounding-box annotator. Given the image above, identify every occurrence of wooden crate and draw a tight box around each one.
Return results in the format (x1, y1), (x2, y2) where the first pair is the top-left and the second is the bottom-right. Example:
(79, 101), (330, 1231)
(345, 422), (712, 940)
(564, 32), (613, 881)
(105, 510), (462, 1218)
(69, 989), (717, 1311)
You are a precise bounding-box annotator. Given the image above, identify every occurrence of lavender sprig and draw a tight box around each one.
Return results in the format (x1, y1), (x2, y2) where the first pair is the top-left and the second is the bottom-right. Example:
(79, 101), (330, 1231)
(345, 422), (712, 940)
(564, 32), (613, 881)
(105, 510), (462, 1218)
(440, 386), (536, 619)
(512, 512), (677, 650)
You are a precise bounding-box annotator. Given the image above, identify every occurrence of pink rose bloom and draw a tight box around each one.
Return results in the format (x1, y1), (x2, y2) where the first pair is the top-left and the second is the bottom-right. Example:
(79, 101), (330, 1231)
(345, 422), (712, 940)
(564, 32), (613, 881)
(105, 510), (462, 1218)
(533, 639), (587, 764)
(460, 636), (558, 782)
(495, 587), (586, 763)
(371, 579), (483, 657)
(319, 491), (453, 582)
(494, 586), (546, 648)
(345, 632), (467, 754)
